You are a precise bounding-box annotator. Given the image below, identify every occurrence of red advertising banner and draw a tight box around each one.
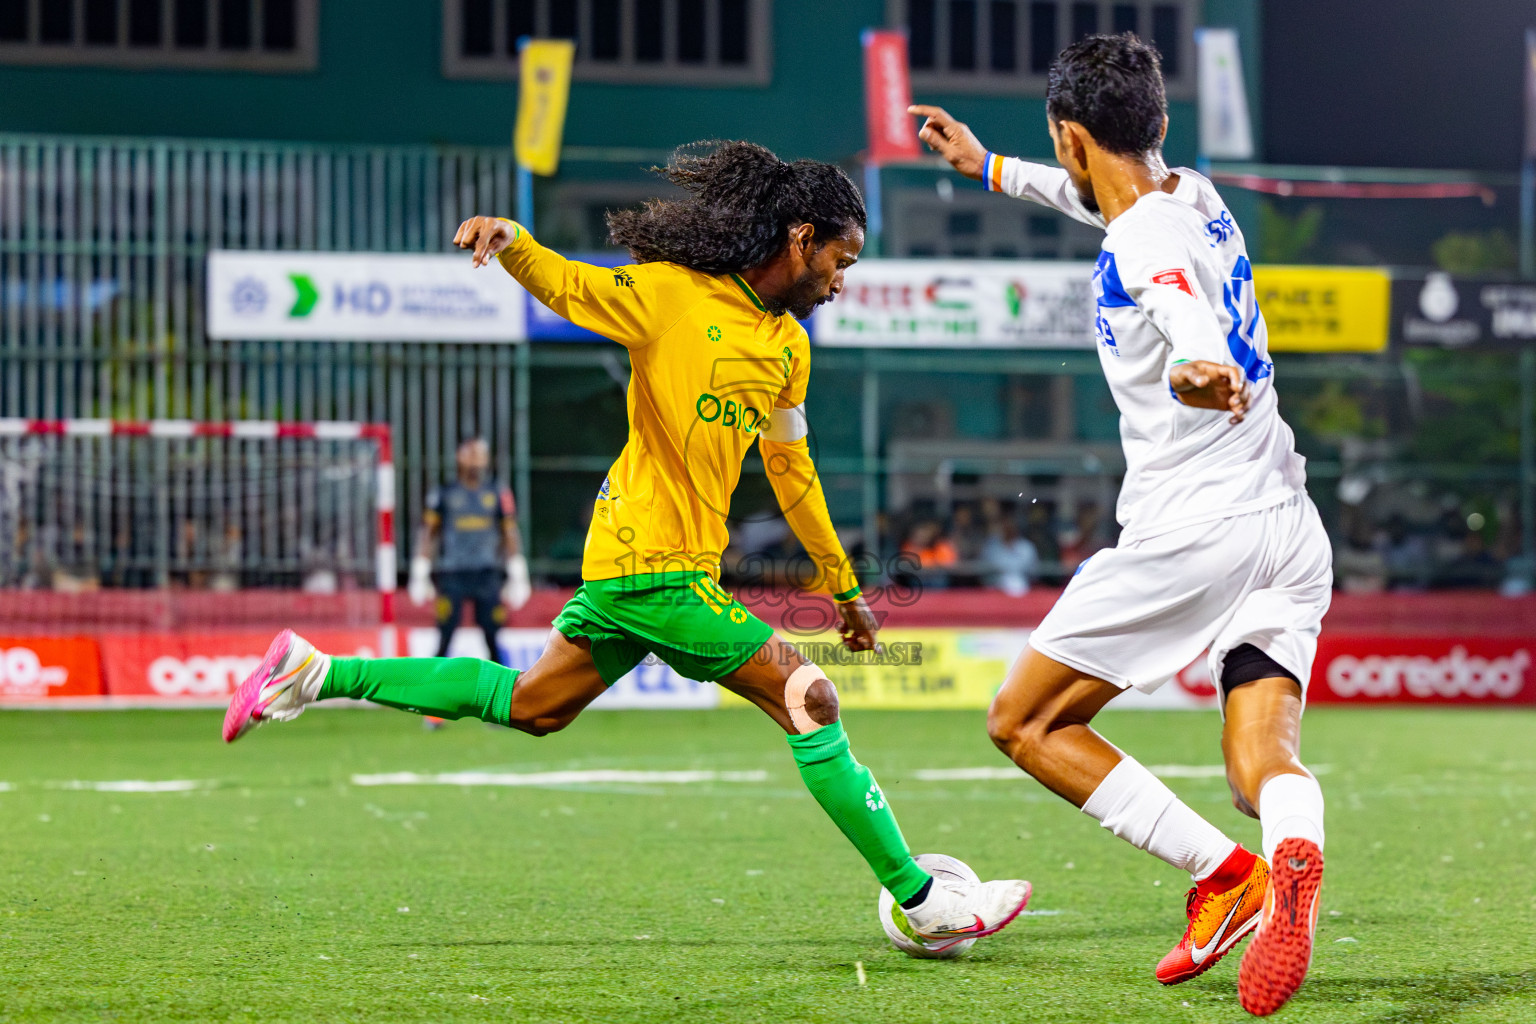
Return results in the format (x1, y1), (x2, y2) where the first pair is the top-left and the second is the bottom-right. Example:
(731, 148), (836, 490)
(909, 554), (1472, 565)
(99, 630), (381, 701)
(0, 636), (104, 699)
(1142, 634), (1536, 708)
(1308, 635), (1535, 705)
(862, 29), (920, 165)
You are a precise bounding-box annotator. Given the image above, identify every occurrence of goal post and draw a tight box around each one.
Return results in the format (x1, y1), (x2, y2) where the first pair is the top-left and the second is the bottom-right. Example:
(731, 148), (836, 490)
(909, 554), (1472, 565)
(0, 418), (397, 654)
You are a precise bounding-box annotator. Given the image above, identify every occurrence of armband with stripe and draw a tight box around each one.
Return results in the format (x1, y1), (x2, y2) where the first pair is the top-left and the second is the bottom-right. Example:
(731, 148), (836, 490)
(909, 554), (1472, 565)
(832, 584), (862, 604)
(982, 152), (1005, 192)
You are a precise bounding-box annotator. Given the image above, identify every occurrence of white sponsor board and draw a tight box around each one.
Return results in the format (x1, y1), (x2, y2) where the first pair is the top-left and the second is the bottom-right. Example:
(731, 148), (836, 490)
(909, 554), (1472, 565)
(207, 251), (527, 342)
(812, 260), (1096, 348)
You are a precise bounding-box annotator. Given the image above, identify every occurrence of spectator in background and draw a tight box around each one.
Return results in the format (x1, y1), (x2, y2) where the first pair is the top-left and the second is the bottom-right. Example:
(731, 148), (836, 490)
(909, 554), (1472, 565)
(1440, 529), (1502, 589)
(901, 519), (958, 589)
(1058, 503), (1107, 575)
(949, 504), (987, 563)
(1378, 514), (1432, 590)
(983, 515), (1041, 597)
(1023, 501), (1061, 581)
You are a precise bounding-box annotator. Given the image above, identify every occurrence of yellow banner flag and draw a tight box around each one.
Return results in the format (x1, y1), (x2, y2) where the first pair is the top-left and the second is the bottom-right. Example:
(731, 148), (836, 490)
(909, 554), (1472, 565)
(514, 39), (575, 177)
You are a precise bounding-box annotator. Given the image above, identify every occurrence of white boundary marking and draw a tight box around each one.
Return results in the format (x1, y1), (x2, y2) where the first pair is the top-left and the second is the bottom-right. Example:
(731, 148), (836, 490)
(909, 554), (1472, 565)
(913, 764), (1332, 781)
(52, 779), (206, 792)
(350, 769), (769, 788)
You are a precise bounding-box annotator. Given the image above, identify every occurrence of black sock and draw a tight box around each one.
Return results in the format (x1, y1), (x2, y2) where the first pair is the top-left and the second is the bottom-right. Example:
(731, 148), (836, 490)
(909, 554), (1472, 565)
(899, 877), (933, 909)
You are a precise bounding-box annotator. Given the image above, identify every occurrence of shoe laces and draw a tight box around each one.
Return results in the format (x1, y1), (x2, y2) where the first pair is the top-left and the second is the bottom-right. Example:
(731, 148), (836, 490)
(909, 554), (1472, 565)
(1183, 886), (1206, 920)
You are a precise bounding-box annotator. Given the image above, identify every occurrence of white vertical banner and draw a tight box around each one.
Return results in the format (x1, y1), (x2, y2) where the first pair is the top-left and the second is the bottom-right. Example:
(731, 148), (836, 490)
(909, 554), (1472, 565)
(1195, 28), (1254, 161)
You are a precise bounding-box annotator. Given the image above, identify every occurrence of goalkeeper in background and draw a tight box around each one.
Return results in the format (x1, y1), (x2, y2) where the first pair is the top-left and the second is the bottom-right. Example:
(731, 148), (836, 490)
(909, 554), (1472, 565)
(408, 435), (531, 666)
(224, 140), (1032, 952)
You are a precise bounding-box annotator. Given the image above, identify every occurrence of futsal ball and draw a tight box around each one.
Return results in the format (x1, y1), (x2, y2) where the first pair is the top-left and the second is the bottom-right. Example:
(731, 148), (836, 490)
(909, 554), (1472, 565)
(878, 852), (982, 959)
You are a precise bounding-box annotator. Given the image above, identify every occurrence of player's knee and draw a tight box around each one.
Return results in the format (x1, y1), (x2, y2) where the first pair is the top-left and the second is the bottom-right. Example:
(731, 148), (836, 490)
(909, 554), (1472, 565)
(985, 695), (1032, 750)
(802, 677), (839, 727)
(784, 662), (837, 733)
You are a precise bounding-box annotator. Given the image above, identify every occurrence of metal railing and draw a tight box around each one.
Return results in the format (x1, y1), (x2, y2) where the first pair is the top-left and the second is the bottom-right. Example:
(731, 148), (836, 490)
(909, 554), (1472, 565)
(0, 132), (521, 566)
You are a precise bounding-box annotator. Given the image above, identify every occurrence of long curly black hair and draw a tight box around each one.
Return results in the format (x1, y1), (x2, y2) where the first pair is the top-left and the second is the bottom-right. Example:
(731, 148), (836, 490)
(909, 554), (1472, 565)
(606, 141), (866, 274)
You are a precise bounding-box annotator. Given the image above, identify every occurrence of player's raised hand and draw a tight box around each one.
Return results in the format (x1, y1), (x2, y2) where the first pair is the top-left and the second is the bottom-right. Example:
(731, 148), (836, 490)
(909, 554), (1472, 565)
(1170, 360), (1252, 424)
(453, 216), (519, 268)
(836, 595), (880, 654)
(908, 105), (989, 180)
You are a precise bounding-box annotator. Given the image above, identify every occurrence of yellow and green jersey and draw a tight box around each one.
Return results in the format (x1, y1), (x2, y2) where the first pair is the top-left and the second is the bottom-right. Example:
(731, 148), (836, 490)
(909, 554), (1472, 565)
(497, 224), (860, 600)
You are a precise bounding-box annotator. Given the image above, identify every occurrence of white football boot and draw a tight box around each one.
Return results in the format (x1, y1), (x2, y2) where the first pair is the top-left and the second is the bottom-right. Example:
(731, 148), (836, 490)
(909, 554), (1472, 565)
(222, 629), (330, 742)
(898, 875), (1033, 953)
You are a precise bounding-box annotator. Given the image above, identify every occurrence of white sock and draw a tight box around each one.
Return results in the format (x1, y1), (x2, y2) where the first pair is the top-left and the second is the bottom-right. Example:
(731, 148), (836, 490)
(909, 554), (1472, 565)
(1258, 772), (1325, 863)
(1081, 757), (1237, 881)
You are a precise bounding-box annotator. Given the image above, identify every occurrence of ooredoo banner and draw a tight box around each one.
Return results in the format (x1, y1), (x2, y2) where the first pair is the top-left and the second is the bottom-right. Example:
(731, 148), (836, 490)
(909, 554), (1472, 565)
(100, 631), (381, 702)
(0, 636), (103, 699)
(1309, 636), (1534, 705)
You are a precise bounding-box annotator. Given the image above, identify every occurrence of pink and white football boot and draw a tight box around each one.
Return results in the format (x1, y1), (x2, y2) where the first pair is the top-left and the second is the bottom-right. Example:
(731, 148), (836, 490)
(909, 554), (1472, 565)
(222, 629), (330, 743)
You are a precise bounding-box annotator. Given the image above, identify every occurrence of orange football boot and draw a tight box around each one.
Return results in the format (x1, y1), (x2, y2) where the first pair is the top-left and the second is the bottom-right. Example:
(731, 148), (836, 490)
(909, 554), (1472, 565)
(1156, 845), (1269, 985)
(1239, 837), (1324, 1016)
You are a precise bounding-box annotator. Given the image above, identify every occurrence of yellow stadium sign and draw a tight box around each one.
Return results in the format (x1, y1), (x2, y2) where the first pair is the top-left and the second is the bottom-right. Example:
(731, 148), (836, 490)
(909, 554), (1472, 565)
(514, 39), (575, 176)
(1254, 265), (1390, 353)
(718, 629), (1028, 710)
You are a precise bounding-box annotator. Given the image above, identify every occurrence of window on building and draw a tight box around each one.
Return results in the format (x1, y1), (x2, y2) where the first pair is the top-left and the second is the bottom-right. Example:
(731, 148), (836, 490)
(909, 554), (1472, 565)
(893, 0), (1197, 97)
(0, 0), (316, 71)
(443, 0), (771, 85)
(887, 188), (1105, 259)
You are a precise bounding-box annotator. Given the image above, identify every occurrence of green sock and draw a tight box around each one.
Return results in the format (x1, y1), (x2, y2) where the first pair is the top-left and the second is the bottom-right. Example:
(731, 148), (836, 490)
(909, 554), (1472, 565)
(320, 657), (519, 726)
(787, 720), (930, 903)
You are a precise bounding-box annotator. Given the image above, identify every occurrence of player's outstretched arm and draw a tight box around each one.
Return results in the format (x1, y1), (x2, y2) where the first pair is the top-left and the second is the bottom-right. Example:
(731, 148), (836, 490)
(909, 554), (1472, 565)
(909, 104), (989, 180)
(910, 104), (1105, 227)
(453, 215), (658, 349)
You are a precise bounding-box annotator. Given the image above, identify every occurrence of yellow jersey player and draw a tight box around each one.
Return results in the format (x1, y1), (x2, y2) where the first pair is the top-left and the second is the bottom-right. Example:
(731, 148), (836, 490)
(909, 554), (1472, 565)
(222, 141), (1032, 953)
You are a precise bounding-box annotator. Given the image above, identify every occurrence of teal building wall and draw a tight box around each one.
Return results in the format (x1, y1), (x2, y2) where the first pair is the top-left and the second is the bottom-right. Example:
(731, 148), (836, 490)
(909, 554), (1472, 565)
(0, 0), (1259, 168)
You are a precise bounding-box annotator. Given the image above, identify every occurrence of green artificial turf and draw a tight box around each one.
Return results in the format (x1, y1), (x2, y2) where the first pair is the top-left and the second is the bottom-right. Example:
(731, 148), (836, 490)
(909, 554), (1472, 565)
(0, 706), (1532, 1023)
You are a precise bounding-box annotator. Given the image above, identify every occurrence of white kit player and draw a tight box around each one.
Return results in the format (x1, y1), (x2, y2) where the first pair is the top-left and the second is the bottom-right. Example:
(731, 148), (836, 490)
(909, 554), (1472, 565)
(915, 32), (1332, 1018)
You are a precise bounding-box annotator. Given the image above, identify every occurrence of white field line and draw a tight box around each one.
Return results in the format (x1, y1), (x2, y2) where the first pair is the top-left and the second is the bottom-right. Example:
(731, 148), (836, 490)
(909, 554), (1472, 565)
(350, 769), (769, 788)
(0, 782), (12, 792)
(51, 779), (206, 792)
(913, 764), (1332, 782)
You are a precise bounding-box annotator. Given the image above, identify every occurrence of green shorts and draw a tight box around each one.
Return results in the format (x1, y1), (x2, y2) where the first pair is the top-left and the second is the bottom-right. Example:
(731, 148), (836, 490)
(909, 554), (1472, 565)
(553, 571), (776, 686)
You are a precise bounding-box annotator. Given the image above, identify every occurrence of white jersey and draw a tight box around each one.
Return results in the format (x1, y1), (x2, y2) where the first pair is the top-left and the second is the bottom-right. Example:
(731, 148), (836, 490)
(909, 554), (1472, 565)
(988, 156), (1308, 542)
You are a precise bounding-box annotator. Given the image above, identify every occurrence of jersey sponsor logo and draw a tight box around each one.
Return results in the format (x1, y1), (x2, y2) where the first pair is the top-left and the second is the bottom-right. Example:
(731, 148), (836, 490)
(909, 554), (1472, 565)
(452, 514), (493, 531)
(706, 325), (722, 342)
(1094, 312), (1118, 354)
(695, 392), (768, 434)
(613, 269), (635, 288)
(1205, 212), (1236, 245)
(1151, 268), (1196, 297)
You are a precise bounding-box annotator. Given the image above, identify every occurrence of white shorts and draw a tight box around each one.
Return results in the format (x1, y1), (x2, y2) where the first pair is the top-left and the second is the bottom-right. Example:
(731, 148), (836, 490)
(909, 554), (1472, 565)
(1028, 494), (1333, 701)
